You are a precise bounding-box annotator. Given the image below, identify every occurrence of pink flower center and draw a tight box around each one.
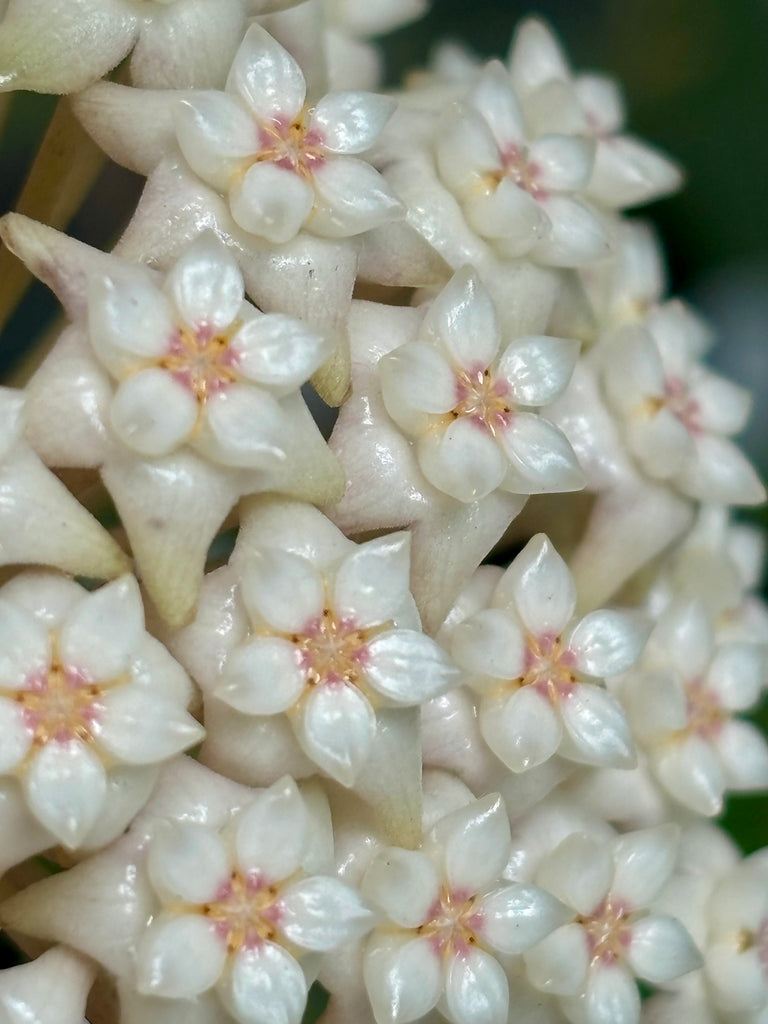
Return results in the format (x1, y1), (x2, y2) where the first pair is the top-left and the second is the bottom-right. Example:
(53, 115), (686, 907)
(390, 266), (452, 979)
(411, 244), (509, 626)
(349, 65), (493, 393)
(577, 898), (634, 965)
(664, 376), (701, 435)
(12, 647), (103, 748)
(417, 885), (484, 960)
(518, 633), (578, 702)
(160, 323), (241, 404)
(682, 678), (725, 740)
(291, 607), (387, 691)
(499, 143), (548, 199)
(452, 366), (513, 434)
(254, 110), (326, 180)
(201, 870), (285, 954)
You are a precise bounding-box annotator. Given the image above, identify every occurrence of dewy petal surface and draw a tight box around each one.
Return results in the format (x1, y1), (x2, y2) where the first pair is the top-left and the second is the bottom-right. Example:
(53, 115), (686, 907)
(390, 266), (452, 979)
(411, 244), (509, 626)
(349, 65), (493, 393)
(443, 945), (509, 1024)
(175, 92), (258, 192)
(227, 24), (306, 124)
(220, 942), (308, 1024)
(278, 875), (375, 951)
(95, 687), (204, 764)
(417, 417), (508, 503)
(310, 91), (396, 154)
(147, 822), (230, 904)
(365, 630), (458, 704)
(24, 739), (107, 848)
(452, 608), (527, 680)
(424, 267), (500, 372)
(362, 847), (440, 928)
(310, 157), (404, 238)
(566, 610), (648, 678)
(229, 162), (315, 243)
(232, 314), (328, 394)
(495, 534), (576, 635)
(235, 777), (309, 883)
(136, 914), (227, 999)
(476, 883), (570, 955)
(499, 412), (584, 492)
(110, 368), (199, 457)
(626, 915), (702, 983)
(364, 933), (443, 1024)
(480, 687), (563, 772)
(429, 793), (511, 895)
(610, 825), (679, 908)
(88, 267), (175, 371)
(216, 636), (306, 715)
(296, 683), (377, 785)
(524, 923), (590, 995)
(166, 233), (244, 333)
(58, 576), (144, 683)
(332, 533), (412, 629)
(560, 683), (635, 767)
(241, 549), (325, 633)
(0, 599), (50, 688)
(498, 335), (580, 407)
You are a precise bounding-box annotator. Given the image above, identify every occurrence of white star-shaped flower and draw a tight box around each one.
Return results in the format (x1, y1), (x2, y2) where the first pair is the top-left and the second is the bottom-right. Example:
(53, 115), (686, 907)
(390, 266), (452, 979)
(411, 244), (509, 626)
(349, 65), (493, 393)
(621, 598), (768, 816)
(436, 62), (610, 266)
(524, 825), (702, 1024)
(0, 572), (204, 848)
(451, 534), (647, 772)
(175, 23), (403, 243)
(601, 299), (765, 505)
(379, 266), (584, 503)
(509, 18), (683, 209)
(135, 776), (376, 1024)
(362, 793), (570, 1024)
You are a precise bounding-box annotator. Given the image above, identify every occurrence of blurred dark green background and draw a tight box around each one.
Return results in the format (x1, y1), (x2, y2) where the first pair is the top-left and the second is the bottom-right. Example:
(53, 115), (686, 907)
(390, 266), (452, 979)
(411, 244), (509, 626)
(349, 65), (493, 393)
(0, 0), (766, 859)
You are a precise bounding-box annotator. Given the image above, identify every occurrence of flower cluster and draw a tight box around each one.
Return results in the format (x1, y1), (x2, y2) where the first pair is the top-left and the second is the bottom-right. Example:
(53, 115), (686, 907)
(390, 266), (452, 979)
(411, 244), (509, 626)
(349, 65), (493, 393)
(0, 7), (765, 1024)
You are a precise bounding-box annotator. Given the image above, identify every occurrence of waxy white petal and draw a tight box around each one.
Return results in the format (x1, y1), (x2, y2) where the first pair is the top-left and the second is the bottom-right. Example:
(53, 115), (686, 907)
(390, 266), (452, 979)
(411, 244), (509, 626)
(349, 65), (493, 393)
(175, 92), (257, 192)
(0, 599), (50, 688)
(627, 915), (702, 982)
(88, 268), (174, 373)
(436, 113), (504, 196)
(147, 822), (230, 904)
(706, 943), (767, 1013)
(495, 534), (576, 635)
(588, 135), (683, 209)
(471, 61), (527, 147)
(560, 684), (635, 768)
(24, 740), (107, 848)
(429, 793), (511, 895)
(452, 608), (526, 680)
(509, 18), (571, 100)
(653, 734), (724, 816)
(230, 162), (315, 243)
(137, 914), (226, 999)
(167, 234), (244, 334)
(534, 194), (610, 266)
(96, 687), (204, 764)
(423, 267), (500, 372)
(577, 963), (640, 1024)
(610, 825), (679, 908)
(715, 719), (768, 790)
(681, 434), (766, 506)
(379, 341), (458, 424)
(200, 383), (291, 468)
(706, 643), (764, 710)
(480, 687), (563, 772)
(477, 883), (570, 954)
(365, 629), (457, 704)
(59, 576), (144, 683)
(529, 134), (595, 192)
(524, 923), (590, 995)
(227, 24), (306, 124)
(363, 933), (442, 1024)
(444, 945), (509, 1024)
(417, 417), (507, 503)
(310, 157), (404, 238)
(362, 848), (440, 928)
(333, 533), (412, 629)
(216, 637), (306, 715)
(236, 777), (309, 882)
(0, 695), (33, 771)
(310, 91), (396, 153)
(241, 548), (325, 633)
(466, 177), (548, 256)
(110, 368), (199, 457)
(232, 314), (328, 394)
(689, 372), (751, 436)
(296, 682), (377, 785)
(498, 335), (580, 408)
(221, 942), (307, 1024)
(536, 833), (613, 916)
(649, 600), (713, 679)
(499, 412), (584, 492)
(279, 875), (375, 950)
(566, 610), (648, 678)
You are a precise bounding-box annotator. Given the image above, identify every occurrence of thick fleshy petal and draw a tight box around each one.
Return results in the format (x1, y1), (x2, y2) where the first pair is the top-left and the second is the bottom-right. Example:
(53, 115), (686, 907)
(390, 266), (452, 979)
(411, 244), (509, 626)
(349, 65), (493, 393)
(422, 267), (500, 373)
(536, 833), (613, 916)
(147, 821), (230, 904)
(476, 883), (571, 955)
(216, 637), (307, 715)
(220, 943), (307, 1024)
(110, 368), (199, 457)
(428, 793), (511, 895)
(680, 435), (766, 506)
(588, 135), (683, 209)
(653, 734), (725, 816)
(626, 915), (702, 982)
(436, 113), (504, 197)
(610, 825), (679, 908)
(648, 600), (713, 679)
(230, 162), (315, 243)
(509, 19), (571, 100)
(235, 777), (309, 882)
(0, 695), (33, 771)
(365, 629), (458, 705)
(166, 234), (244, 334)
(465, 178), (548, 255)
(59, 576), (144, 684)
(560, 684), (635, 768)
(24, 740), (107, 848)
(278, 875), (376, 950)
(363, 933), (443, 1024)
(444, 945), (509, 1024)
(524, 923), (590, 995)
(417, 417), (507, 502)
(175, 92), (257, 192)
(88, 267), (175, 373)
(529, 134), (595, 192)
(310, 157), (404, 238)
(495, 534), (576, 635)
(452, 609), (526, 680)
(497, 335), (580, 408)
(227, 24), (306, 123)
(241, 548), (325, 633)
(715, 719), (768, 790)
(136, 914), (227, 999)
(296, 683), (377, 786)
(199, 385), (289, 468)
(310, 91), (396, 154)
(471, 62), (527, 147)
(499, 412), (584, 493)
(566, 610), (649, 678)
(0, 599), (50, 688)
(706, 643), (764, 711)
(232, 314), (328, 394)
(480, 687), (563, 772)
(533, 194), (610, 267)
(379, 342), (458, 427)
(577, 963), (640, 1024)
(689, 372), (752, 436)
(95, 686), (204, 764)
(333, 533), (412, 629)
(362, 848), (440, 928)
